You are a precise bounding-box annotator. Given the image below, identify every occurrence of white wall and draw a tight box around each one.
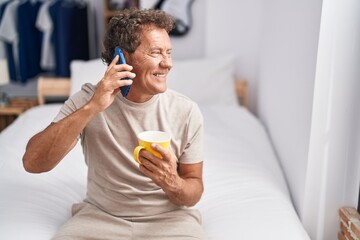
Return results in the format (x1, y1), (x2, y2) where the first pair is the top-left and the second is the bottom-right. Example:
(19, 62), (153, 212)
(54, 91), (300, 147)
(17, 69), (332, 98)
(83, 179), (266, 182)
(257, 1), (360, 239)
(256, 0), (322, 215)
(302, 0), (360, 239)
(170, 0), (207, 59)
(205, 0), (263, 113)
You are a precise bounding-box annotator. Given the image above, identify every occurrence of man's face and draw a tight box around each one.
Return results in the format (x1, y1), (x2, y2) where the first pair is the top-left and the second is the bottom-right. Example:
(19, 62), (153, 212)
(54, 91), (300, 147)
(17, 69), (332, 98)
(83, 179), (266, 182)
(126, 26), (172, 102)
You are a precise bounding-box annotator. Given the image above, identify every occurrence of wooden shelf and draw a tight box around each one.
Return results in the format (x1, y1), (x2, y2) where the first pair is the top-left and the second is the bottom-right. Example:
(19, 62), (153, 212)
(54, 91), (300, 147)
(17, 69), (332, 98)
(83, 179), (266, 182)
(0, 98), (38, 131)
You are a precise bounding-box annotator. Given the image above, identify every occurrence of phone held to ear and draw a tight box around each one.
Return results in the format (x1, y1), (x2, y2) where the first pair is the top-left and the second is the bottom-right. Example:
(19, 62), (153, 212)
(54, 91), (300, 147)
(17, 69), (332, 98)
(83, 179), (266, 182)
(113, 47), (132, 97)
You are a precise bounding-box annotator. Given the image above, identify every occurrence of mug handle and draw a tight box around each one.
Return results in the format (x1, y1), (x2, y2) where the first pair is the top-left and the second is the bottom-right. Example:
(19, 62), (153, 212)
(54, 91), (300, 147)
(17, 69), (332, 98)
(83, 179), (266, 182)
(133, 146), (145, 164)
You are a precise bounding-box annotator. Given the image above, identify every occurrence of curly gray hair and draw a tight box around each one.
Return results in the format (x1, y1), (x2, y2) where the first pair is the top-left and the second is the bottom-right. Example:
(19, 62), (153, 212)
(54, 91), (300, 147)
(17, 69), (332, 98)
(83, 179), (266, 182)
(101, 8), (175, 65)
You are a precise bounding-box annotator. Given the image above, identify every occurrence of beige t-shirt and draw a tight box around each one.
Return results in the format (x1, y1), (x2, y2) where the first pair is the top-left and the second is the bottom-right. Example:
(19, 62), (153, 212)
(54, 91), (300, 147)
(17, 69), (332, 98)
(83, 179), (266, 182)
(53, 83), (204, 217)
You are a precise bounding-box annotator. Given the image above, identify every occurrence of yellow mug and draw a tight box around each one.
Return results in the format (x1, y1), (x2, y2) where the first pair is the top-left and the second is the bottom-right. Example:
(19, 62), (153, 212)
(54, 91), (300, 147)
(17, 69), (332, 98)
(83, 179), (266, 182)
(133, 131), (171, 164)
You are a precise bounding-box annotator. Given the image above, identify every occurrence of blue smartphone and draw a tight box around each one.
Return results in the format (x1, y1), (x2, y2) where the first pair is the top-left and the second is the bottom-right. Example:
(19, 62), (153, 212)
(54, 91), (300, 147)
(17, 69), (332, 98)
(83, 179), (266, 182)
(113, 47), (132, 97)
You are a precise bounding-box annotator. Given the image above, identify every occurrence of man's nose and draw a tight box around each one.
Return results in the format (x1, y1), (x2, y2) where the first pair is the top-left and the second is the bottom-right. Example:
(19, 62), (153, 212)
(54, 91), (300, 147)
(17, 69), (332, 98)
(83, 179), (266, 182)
(160, 56), (172, 68)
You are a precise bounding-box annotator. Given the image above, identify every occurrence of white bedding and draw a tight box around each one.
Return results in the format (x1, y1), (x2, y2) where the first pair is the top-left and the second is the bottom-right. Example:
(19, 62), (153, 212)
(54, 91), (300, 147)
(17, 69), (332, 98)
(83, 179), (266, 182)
(0, 104), (310, 240)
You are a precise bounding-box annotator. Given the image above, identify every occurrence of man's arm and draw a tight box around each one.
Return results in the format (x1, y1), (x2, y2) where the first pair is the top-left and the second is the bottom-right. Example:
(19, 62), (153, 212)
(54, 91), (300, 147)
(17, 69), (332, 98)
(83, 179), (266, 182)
(139, 144), (204, 207)
(167, 162), (204, 206)
(23, 56), (135, 173)
(22, 103), (98, 173)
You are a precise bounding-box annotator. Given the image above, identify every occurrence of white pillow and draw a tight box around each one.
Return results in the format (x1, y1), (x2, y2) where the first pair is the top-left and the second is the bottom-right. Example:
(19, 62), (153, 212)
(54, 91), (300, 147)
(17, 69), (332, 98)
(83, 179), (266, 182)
(70, 59), (107, 95)
(168, 54), (238, 105)
(70, 55), (238, 106)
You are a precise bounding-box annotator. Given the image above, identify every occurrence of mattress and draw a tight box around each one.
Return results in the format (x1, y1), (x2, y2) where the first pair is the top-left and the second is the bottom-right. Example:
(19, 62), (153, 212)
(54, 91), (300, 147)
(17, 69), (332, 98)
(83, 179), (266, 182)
(0, 104), (310, 239)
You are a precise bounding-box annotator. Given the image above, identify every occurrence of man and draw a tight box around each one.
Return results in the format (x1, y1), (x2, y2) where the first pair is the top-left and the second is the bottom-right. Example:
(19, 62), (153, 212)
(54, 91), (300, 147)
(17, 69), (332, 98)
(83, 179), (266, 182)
(22, 8), (206, 240)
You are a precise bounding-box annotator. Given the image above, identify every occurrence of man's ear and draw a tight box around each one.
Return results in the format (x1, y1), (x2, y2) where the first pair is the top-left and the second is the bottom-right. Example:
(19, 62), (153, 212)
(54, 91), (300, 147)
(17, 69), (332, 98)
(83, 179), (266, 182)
(123, 49), (131, 63)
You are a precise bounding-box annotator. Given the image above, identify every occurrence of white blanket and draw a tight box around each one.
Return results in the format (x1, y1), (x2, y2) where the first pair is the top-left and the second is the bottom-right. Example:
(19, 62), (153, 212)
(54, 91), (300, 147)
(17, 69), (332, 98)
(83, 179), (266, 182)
(0, 104), (309, 239)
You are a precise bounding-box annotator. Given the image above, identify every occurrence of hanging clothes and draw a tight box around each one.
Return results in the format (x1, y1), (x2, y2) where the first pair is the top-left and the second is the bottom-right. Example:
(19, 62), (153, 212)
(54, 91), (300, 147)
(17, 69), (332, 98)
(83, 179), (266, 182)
(17, 0), (43, 83)
(84, 0), (101, 59)
(49, 0), (89, 77)
(1, 0), (91, 82)
(0, 0), (21, 82)
(0, 0), (9, 59)
(36, 0), (56, 71)
(0, 0), (11, 85)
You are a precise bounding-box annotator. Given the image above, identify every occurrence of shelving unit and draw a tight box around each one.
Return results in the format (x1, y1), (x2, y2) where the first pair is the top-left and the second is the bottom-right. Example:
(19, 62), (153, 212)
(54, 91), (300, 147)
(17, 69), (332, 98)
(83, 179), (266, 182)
(0, 98), (38, 131)
(103, 0), (140, 24)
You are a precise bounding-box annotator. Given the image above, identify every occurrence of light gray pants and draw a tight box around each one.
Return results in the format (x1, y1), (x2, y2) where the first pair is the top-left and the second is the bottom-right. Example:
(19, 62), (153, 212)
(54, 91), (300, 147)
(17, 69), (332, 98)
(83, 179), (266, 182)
(53, 202), (207, 240)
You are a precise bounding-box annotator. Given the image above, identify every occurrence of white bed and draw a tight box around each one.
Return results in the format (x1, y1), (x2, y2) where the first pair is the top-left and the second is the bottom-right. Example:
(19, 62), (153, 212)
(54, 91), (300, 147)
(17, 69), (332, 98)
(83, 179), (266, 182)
(0, 56), (310, 239)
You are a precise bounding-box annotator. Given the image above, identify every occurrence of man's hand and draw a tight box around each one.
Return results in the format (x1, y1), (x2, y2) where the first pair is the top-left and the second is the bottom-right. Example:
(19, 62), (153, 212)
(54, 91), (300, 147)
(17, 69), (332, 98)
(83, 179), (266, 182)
(88, 55), (135, 113)
(139, 144), (182, 192)
(138, 144), (204, 207)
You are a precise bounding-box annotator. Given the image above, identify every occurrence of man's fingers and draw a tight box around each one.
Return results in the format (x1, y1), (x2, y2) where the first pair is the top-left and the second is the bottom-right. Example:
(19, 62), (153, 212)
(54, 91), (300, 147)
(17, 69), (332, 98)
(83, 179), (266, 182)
(117, 79), (133, 87)
(151, 144), (171, 161)
(113, 70), (136, 80)
(106, 55), (119, 72)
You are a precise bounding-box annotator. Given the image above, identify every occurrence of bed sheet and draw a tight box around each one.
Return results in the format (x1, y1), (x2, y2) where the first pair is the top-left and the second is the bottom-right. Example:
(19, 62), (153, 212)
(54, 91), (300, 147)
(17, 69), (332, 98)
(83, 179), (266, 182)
(0, 104), (310, 239)
(198, 105), (309, 239)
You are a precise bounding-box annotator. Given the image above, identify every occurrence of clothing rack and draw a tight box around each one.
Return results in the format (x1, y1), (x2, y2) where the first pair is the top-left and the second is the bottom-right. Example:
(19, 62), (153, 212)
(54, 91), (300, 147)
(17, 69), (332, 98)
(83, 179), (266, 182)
(0, 0), (92, 83)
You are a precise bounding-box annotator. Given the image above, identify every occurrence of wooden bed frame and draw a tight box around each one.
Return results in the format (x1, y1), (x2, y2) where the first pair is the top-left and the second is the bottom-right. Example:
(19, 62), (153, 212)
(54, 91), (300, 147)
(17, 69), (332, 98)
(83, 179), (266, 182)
(37, 77), (249, 108)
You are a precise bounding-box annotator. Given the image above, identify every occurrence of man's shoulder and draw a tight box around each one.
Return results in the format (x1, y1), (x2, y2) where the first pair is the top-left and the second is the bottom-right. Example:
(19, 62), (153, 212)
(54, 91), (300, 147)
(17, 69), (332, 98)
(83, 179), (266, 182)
(66, 83), (96, 106)
(161, 89), (202, 118)
(163, 89), (196, 105)
(81, 83), (97, 93)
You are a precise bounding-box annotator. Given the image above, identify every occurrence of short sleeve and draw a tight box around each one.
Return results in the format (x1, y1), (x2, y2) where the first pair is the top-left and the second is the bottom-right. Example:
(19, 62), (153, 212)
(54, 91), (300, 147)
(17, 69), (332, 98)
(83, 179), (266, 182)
(178, 103), (204, 164)
(53, 83), (96, 123)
